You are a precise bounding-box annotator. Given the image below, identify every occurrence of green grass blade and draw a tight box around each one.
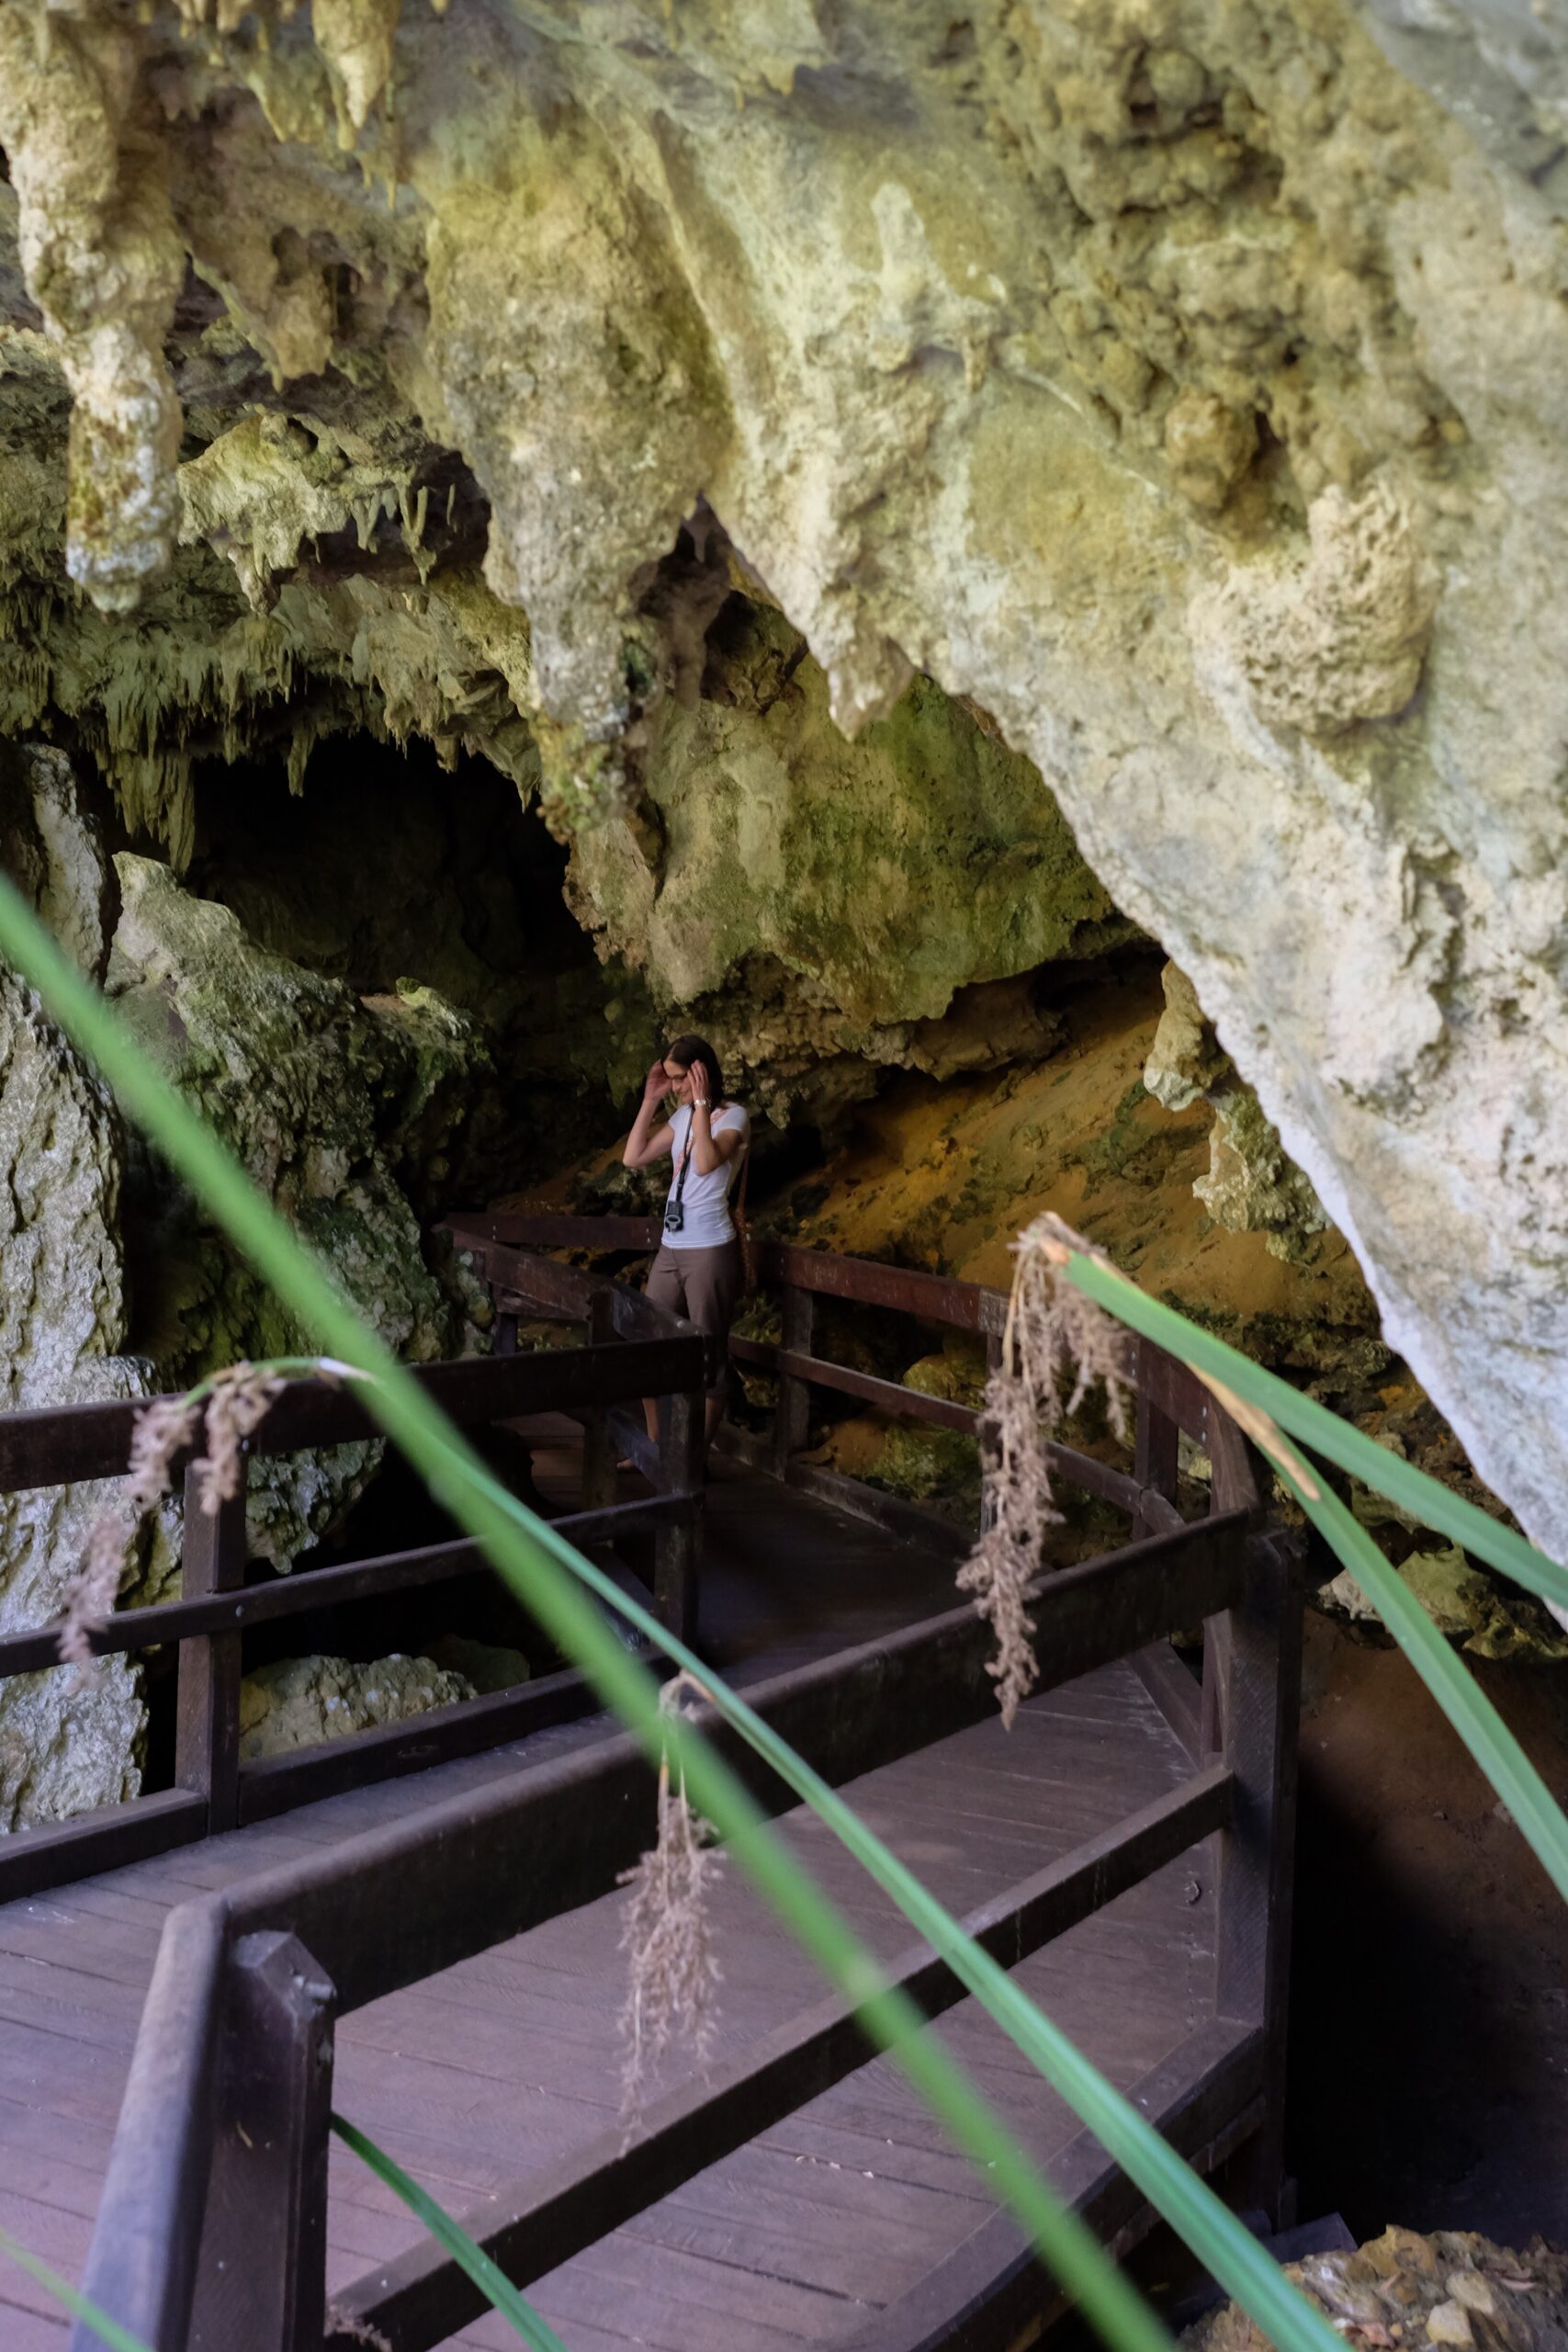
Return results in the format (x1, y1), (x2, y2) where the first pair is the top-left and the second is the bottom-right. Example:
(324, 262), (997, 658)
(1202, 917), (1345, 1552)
(0, 876), (1175, 2352)
(333, 2115), (574, 2350)
(1271, 1461), (1568, 1906)
(1059, 1255), (1568, 1611)
(0, 2222), (155, 2352)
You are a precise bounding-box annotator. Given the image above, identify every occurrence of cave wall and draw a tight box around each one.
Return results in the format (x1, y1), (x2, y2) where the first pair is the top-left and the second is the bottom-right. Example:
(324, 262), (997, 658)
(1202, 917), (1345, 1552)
(0, 0), (1562, 1559)
(565, 590), (1137, 1120)
(0, 747), (151, 1826)
(182, 741), (664, 1188)
(0, 745), (533, 1824)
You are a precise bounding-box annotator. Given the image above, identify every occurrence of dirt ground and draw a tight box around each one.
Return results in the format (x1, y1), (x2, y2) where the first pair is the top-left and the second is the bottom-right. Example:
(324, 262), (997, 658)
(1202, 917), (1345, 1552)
(1289, 1615), (1568, 2247)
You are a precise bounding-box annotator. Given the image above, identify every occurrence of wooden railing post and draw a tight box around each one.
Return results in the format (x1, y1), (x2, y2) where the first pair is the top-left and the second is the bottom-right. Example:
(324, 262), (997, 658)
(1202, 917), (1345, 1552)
(175, 1458), (247, 1837)
(773, 1282), (814, 1477)
(654, 1385), (704, 1646)
(188, 1931), (335, 2352)
(70, 1904), (227, 2352)
(1209, 1413), (1302, 2224)
(1133, 1338), (1181, 1538)
(978, 1329), (1004, 1536)
(580, 1290), (617, 1511)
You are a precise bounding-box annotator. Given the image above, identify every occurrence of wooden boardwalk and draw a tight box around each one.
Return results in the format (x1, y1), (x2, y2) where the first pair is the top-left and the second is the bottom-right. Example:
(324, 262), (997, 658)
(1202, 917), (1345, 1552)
(0, 1460), (1219, 2352)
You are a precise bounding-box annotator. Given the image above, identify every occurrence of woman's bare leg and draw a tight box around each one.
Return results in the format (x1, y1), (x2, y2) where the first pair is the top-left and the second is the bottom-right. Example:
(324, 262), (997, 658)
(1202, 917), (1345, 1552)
(704, 1395), (726, 1453)
(615, 1400), (658, 1471)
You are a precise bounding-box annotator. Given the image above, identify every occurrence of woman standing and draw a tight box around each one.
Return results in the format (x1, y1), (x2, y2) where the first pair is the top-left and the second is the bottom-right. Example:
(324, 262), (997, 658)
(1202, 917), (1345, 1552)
(622, 1034), (750, 1453)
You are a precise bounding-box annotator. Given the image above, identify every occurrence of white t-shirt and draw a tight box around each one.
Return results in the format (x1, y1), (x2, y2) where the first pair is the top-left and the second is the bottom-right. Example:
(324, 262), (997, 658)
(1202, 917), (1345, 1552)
(664, 1103), (750, 1249)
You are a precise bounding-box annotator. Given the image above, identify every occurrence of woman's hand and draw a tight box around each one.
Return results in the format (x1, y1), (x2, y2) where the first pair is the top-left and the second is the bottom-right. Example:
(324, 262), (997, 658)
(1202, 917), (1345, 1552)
(624, 1058), (676, 1169)
(690, 1064), (710, 1113)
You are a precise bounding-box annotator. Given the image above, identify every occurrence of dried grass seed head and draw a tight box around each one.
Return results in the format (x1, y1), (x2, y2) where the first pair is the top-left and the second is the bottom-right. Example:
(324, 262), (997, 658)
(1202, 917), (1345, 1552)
(1007, 1213), (1134, 1442)
(194, 1360), (285, 1515)
(57, 1359), (329, 1679)
(325, 2305), (394, 2352)
(124, 1393), (202, 1517)
(58, 1508), (135, 1679)
(59, 1389), (201, 1680)
(958, 1215), (1135, 1728)
(617, 1692), (725, 2120)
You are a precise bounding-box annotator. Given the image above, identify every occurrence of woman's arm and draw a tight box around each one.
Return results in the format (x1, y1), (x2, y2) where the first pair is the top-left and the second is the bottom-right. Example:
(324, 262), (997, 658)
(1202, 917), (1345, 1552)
(624, 1060), (677, 1169)
(687, 1070), (744, 1177)
(688, 1109), (743, 1178)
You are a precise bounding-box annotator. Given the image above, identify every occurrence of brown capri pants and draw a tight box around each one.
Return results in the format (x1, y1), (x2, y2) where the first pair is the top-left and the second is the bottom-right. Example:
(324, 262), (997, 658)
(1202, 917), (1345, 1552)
(646, 1240), (745, 1398)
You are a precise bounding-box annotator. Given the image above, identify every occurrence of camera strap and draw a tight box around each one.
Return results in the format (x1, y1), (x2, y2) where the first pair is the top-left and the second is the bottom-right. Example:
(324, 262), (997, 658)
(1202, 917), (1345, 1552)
(669, 1105), (748, 1245)
(668, 1122), (694, 1220)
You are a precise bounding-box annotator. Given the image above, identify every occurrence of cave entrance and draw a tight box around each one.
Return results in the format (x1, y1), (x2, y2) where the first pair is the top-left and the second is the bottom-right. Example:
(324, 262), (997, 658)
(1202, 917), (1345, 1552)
(5, 716), (1562, 2278)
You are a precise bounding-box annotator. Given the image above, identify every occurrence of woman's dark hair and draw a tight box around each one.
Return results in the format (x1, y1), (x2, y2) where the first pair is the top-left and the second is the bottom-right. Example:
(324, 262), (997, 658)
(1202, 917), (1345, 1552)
(664, 1033), (727, 1105)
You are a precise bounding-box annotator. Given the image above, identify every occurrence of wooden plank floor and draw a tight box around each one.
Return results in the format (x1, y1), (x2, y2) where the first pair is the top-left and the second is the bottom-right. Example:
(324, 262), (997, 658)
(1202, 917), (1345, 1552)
(0, 1460), (1214, 2350)
(324, 1662), (1213, 2352)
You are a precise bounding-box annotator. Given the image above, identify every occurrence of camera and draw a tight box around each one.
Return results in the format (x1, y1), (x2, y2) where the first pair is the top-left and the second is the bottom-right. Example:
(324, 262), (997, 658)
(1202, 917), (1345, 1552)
(663, 1201), (684, 1235)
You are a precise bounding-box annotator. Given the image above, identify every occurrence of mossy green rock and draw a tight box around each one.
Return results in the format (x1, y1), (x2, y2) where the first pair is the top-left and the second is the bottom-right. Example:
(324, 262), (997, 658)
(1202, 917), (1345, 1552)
(567, 602), (1133, 1112)
(238, 1652), (477, 1760)
(0, 748), (153, 1828)
(107, 854), (486, 1569)
(425, 1634), (532, 1694)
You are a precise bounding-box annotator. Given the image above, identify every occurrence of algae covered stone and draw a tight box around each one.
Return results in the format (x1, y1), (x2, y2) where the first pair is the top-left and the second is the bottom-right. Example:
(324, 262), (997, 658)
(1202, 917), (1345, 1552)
(424, 1634), (531, 1694)
(567, 600), (1132, 1047)
(238, 1652), (477, 1760)
(1146, 964), (1330, 1264)
(107, 853), (482, 1570)
(0, 748), (153, 1827)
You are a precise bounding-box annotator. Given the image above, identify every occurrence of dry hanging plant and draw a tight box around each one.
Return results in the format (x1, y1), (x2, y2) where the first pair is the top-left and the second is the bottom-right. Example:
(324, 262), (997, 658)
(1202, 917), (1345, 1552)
(959, 1214), (1134, 1728)
(617, 1670), (724, 2125)
(57, 1357), (359, 1682)
(325, 2307), (393, 2352)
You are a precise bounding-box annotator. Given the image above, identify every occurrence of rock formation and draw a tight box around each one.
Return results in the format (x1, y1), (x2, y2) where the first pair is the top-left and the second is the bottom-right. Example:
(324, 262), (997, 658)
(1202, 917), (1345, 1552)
(1145, 962), (1331, 1262)
(107, 851), (479, 1568)
(1184, 2225), (1568, 2352)
(0, 745), (152, 1828)
(0, 0), (1562, 1568)
(238, 1649), (477, 1760)
(566, 596), (1130, 1120)
(0, 775), (495, 1824)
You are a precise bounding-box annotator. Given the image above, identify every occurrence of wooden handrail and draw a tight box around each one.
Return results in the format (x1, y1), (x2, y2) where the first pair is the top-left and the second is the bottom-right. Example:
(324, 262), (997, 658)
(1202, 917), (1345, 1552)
(729, 1333), (1150, 1515)
(0, 1268), (709, 1905)
(215, 1509), (1252, 2005)
(0, 1223), (1228, 1904)
(446, 1210), (1204, 1415)
(0, 1495), (696, 1679)
(444, 1212), (1217, 1558)
(444, 1209), (1214, 1430)
(0, 1329), (700, 1497)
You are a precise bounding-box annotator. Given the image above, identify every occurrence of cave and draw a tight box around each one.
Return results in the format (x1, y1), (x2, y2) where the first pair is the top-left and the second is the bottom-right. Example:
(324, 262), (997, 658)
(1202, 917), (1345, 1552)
(0, 5), (1565, 2347)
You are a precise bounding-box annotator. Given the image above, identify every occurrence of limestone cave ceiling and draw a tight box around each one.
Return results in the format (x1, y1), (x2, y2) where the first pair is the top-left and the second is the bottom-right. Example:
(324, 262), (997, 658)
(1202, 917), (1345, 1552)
(0, 0), (1564, 1563)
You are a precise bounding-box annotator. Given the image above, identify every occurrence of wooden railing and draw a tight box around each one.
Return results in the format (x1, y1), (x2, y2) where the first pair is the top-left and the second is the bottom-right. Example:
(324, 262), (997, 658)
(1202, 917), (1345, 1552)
(445, 1215), (706, 1638)
(0, 1263), (707, 1904)
(71, 1226), (1305, 2352)
(444, 1211), (1170, 1555)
